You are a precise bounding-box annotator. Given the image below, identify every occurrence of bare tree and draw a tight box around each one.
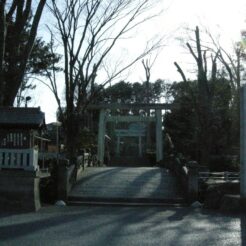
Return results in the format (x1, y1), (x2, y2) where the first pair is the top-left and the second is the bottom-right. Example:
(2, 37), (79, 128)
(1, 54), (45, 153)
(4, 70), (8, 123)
(142, 56), (158, 104)
(207, 29), (245, 147)
(46, 0), (163, 161)
(174, 26), (220, 165)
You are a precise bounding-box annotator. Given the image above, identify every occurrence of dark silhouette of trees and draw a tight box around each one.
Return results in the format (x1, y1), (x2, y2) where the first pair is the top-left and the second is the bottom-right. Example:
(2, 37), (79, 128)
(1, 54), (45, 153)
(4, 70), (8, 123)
(171, 26), (239, 168)
(164, 78), (233, 170)
(97, 79), (164, 105)
(0, 0), (47, 106)
(174, 26), (217, 165)
(15, 36), (62, 107)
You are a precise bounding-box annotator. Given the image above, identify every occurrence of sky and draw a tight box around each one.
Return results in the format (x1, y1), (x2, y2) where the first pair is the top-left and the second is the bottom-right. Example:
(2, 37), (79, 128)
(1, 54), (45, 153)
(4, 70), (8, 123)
(33, 0), (246, 123)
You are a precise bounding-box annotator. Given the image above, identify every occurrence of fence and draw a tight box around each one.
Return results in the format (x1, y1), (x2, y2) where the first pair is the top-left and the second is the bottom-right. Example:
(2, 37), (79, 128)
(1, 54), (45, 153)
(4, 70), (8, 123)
(0, 148), (39, 171)
(199, 171), (239, 182)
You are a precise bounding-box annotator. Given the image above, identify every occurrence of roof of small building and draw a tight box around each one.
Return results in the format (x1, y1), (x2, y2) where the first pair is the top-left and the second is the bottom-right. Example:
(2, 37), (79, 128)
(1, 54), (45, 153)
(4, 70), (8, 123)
(0, 107), (45, 128)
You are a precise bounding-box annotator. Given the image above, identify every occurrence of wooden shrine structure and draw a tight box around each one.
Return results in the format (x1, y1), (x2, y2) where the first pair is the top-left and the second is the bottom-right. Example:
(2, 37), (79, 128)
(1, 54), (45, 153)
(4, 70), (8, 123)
(0, 107), (46, 171)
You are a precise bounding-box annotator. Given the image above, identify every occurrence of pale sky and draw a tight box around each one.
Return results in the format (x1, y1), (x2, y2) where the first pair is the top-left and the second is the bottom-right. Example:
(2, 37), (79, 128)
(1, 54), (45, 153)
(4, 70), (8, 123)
(33, 0), (246, 123)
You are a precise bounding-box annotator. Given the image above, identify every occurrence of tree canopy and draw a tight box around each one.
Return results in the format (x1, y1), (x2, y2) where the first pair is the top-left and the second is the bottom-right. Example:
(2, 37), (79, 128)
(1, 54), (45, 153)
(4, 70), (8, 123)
(0, 0), (46, 106)
(166, 26), (241, 170)
(97, 79), (165, 104)
(15, 36), (62, 106)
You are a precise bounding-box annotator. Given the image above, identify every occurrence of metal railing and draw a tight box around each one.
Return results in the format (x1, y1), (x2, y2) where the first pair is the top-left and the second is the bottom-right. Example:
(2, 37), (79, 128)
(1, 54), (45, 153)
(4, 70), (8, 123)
(199, 171), (239, 182)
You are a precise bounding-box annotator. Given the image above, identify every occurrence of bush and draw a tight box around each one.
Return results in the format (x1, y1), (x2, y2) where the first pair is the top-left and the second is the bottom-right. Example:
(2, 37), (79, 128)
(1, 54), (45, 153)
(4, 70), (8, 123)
(209, 155), (239, 172)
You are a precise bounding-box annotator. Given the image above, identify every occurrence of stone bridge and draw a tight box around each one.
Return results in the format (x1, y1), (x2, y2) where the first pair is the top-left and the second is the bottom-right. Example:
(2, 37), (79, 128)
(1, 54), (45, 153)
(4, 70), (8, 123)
(68, 167), (185, 206)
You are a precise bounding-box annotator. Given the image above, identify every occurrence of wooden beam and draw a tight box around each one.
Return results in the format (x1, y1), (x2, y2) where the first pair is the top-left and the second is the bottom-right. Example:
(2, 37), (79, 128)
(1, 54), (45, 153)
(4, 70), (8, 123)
(106, 115), (155, 122)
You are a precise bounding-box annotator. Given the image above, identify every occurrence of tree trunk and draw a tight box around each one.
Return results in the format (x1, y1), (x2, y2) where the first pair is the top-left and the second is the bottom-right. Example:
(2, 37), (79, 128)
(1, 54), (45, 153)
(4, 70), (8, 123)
(187, 26), (212, 166)
(0, 1), (6, 105)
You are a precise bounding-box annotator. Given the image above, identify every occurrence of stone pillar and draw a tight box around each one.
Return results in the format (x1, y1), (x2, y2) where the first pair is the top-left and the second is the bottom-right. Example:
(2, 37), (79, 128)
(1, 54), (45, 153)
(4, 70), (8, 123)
(240, 85), (246, 198)
(57, 161), (75, 201)
(116, 136), (120, 156)
(97, 109), (106, 165)
(156, 109), (163, 162)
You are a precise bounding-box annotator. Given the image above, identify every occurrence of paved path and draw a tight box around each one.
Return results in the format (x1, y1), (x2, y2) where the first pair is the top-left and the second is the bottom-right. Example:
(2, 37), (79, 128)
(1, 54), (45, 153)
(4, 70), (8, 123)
(69, 167), (183, 204)
(0, 206), (244, 246)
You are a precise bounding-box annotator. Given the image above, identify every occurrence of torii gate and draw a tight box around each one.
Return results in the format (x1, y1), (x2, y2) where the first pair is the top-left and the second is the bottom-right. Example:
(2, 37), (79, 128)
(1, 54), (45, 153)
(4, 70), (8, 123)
(88, 103), (171, 165)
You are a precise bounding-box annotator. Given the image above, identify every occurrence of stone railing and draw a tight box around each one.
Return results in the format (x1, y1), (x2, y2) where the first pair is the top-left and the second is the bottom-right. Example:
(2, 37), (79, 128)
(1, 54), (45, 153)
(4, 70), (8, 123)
(77, 152), (90, 170)
(172, 157), (199, 203)
(0, 148), (39, 171)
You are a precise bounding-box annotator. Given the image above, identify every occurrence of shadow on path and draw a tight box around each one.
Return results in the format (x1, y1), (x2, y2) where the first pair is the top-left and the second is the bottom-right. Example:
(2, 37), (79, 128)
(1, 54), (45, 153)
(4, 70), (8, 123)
(0, 206), (243, 245)
(70, 167), (182, 202)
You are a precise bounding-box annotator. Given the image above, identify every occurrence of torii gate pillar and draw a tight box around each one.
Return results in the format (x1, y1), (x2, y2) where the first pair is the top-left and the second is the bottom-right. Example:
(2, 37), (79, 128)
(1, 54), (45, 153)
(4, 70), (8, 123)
(156, 109), (163, 162)
(97, 109), (106, 165)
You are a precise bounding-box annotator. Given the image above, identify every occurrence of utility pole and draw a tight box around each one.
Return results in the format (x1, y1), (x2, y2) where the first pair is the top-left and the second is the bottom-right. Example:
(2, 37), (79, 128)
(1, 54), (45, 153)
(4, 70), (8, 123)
(240, 84), (246, 198)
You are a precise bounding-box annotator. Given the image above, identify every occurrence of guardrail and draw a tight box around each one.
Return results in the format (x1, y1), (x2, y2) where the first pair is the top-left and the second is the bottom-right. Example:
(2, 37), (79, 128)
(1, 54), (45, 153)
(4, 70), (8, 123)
(199, 171), (239, 182)
(0, 148), (39, 171)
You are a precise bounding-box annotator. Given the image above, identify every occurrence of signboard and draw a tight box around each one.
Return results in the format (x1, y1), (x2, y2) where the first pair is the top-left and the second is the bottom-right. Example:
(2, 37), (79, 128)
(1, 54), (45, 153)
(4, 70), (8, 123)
(115, 123), (147, 137)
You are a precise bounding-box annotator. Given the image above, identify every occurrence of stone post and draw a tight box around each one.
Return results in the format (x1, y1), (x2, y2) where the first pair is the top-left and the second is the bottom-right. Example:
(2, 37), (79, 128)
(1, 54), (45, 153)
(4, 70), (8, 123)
(186, 161), (199, 202)
(57, 161), (75, 201)
(240, 85), (246, 198)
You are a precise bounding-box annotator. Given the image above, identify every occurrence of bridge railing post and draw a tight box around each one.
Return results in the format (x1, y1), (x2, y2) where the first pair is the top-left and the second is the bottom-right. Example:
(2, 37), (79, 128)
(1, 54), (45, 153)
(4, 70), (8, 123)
(172, 157), (199, 203)
(186, 161), (199, 202)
